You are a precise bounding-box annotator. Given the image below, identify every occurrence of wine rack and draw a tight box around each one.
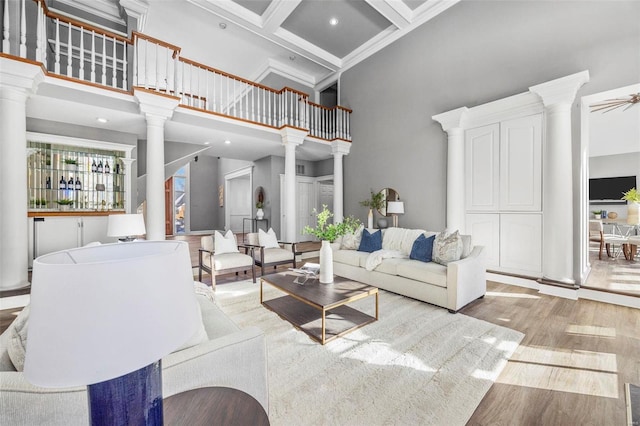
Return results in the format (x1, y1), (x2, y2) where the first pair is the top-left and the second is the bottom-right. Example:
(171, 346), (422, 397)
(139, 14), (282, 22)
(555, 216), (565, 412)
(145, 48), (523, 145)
(27, 141), (127, 212)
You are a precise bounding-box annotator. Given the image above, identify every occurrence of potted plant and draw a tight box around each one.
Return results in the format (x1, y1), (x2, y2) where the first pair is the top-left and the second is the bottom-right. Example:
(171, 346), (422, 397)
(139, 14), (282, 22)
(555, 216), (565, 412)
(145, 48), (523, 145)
(359, 190), (385, 228)
(303, 205), (361, 283)
(622, 187), (640, 225)
(56, 199), (74, 211)
(256, 201), (264, 219)
(63, 158), (78, 171)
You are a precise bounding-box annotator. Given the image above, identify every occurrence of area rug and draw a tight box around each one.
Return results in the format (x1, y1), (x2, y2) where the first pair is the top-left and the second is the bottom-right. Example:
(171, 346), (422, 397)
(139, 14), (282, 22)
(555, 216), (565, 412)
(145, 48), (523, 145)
(215, 280), (524, 426)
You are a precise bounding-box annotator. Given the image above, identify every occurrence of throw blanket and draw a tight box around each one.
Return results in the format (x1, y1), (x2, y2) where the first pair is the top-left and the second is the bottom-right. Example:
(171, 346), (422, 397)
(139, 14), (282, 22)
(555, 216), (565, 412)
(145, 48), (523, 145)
(365, 249), (407, 271)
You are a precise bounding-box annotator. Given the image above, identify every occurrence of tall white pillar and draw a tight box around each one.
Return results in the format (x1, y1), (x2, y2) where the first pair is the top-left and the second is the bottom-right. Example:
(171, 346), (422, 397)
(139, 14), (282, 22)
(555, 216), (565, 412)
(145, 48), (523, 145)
(0, 58), (44, 290)
(432, 107), (468, 233)
(331, 141), (351, 223)
(134, 89), (179, 241)
(530, 70), (589, 285)
(280, 127), (307, 242)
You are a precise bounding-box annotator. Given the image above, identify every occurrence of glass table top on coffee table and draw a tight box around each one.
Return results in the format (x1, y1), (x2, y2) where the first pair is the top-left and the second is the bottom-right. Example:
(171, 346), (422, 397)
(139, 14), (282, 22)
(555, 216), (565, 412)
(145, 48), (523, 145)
(260, 272), (379, 345)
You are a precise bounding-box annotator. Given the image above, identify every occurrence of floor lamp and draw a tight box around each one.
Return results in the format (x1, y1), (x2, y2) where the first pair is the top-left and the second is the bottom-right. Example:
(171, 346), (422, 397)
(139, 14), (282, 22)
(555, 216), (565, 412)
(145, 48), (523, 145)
(24, 241), (200, 426)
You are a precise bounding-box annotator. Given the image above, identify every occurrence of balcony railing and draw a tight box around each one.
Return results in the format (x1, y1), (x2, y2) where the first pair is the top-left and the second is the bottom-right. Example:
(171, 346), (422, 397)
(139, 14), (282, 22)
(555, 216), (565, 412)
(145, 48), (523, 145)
(1, 0), (351, 141)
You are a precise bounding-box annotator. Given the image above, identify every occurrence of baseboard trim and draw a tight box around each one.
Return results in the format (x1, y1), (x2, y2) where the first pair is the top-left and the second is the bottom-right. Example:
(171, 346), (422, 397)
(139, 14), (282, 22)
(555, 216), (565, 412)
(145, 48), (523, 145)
(487, 272), (539, 290)
(578, 288), (640, 309)
(0, 294), (30, 310)
(539, 283), (578, 300)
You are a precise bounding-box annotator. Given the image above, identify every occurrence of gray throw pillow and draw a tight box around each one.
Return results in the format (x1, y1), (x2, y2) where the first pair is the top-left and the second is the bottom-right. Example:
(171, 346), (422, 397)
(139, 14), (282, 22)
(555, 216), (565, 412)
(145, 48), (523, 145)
(433, 230), (463, 265)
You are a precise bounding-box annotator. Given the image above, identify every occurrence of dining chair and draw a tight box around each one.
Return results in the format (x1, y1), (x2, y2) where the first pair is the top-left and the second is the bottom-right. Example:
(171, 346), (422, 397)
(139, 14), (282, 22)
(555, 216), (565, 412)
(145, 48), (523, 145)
(589, 220), (628, 260)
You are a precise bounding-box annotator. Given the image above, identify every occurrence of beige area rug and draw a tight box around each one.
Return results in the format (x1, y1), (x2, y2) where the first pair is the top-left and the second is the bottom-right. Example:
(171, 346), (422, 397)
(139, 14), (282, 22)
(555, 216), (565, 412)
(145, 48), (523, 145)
(215, 280), (524, 426)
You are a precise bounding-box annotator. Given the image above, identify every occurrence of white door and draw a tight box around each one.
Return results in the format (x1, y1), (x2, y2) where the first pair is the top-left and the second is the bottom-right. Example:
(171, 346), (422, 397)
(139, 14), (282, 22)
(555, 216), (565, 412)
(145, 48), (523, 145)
(465, 123), (500, 211)
(34, 216), (81, 259)
(318, 180), (334, 213)
(227, 176), (251, 233)
(466, 213), (500, 269)
(500, 114), (542, 211)
(500, 213), (542, 275)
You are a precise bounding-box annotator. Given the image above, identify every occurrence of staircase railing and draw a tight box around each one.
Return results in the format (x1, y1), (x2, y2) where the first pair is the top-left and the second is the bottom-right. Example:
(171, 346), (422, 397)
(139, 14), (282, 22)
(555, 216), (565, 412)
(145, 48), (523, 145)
(1, 0), (351, 141)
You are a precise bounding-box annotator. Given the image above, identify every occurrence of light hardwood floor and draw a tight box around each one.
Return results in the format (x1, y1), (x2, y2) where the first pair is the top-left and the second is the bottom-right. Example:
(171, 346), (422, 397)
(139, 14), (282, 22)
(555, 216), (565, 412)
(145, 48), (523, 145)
(2, 235), (638, 424)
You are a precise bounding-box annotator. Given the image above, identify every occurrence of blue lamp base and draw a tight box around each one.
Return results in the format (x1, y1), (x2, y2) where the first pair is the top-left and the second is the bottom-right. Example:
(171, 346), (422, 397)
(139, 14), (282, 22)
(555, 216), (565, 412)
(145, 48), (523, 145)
(87, 361), (163, 426)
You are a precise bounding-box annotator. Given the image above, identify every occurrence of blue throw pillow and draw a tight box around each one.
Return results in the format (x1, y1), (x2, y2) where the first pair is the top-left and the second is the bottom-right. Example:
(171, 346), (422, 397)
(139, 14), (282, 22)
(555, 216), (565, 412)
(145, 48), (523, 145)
(410, 234), (435, 263)
(358, 229), (382, 253)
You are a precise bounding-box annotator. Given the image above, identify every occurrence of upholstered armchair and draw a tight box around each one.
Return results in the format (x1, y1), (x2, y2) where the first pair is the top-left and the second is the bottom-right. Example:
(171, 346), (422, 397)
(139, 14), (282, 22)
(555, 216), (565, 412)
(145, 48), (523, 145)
(246, 228), (296, 276)
(199, 231), (256, 284)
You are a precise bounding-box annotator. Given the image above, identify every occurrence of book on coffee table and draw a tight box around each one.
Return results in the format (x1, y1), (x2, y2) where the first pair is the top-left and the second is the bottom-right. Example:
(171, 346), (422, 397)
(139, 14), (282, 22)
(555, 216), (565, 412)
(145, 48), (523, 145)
(289, 262), (320, 277)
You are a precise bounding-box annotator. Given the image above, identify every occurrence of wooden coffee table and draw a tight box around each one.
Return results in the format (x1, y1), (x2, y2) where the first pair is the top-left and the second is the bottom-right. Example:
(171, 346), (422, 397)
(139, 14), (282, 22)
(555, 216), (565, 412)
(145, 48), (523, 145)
(260, 272), (379, 344)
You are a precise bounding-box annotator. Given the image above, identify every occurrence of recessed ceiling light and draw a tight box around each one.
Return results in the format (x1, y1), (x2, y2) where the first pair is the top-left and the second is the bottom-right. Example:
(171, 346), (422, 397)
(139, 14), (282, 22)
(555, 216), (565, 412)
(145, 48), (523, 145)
(329, 17), (339, 26)
(289, 55), (296, 61)
(204, 141), (211, 145)
(219, 22), (227, 30)
(224, 140), (231, 145)
(96, 117), (108, 123)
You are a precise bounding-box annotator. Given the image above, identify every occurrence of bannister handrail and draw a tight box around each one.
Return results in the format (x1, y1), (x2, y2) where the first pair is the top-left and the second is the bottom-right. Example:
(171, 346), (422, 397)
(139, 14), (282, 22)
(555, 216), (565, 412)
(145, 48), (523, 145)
(308, 101), (352, 113)
(178, 56), (279, 94)
(132, 31), (180, 56)
(35, 0), (130, 44)
(278, 86), (310, 98)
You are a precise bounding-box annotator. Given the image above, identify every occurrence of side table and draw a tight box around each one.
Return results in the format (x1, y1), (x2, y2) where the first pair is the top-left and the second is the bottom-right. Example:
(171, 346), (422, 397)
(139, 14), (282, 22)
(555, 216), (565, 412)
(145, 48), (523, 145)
(164, 386), (269, 425)
(243, 218), (269, 241)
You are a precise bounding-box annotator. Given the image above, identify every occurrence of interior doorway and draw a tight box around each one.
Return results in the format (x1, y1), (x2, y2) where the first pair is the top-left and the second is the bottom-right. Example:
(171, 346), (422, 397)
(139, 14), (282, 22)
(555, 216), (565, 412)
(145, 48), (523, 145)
(280, 174), (334, 242)
(224, 166), (253, 233)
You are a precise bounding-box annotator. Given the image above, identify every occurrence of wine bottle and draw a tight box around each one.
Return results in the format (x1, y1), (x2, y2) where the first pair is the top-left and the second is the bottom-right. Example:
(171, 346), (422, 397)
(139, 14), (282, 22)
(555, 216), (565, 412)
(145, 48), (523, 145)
(45, 176), (51, 189)
(97, 160), (103, 173)
(67, 176), (74, 190)
(75, 177), (82, 190)
(59, 176), (66, 190)
(91, 159), (97, 172)
(115, 163), (120, 174)
(105, 161), (110, 173)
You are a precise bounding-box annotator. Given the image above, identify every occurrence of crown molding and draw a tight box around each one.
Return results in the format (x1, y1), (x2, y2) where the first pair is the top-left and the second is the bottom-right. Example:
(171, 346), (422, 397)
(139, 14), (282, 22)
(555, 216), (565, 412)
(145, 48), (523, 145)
(55, 0), (126, 26)
(251, 58), (317, 90)
(262, 0), (302, 32)
(365, 0), (411, 29)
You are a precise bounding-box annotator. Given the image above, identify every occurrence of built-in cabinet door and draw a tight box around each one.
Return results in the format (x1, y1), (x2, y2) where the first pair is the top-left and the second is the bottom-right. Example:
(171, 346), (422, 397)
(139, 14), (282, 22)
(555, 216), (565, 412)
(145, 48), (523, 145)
(82, 216), (116, 245)
(465, 124), (500, 211)
(499, 213), (542, 274)
(466, 213), (500, 269)
(33, 216), (81, 260)
(499, 115), (542, 211)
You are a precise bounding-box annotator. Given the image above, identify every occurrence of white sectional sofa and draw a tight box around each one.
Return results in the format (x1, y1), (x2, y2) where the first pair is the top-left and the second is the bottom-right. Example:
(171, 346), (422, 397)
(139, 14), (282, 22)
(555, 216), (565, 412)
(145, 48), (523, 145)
(332, 227), (486, 313)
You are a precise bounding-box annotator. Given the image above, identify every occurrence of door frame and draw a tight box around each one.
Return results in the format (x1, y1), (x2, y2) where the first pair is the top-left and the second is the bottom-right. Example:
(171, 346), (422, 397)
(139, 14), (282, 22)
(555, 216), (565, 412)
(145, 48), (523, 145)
(280, 174), (334, 242)
(224, 166), (253, 231)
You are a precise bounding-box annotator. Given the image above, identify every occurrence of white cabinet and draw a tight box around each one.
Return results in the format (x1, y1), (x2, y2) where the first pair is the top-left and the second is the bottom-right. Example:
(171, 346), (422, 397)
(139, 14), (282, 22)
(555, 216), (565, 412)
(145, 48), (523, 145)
(28, 215), (117, 267)
(465, 113), (543, 276)
(499, 115), (542, 211)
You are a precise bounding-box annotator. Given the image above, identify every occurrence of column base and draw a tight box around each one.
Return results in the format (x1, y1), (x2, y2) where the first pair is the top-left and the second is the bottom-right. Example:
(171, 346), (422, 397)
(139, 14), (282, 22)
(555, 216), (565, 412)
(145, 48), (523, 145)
(0, 280), (31, 292)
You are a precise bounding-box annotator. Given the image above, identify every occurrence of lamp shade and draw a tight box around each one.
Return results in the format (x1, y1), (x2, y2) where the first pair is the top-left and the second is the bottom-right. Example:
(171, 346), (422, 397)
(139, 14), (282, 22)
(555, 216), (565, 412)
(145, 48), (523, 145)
(386, 201), (405, 215)
(24, 241), (199, 387)
(107, 214), (146, 238)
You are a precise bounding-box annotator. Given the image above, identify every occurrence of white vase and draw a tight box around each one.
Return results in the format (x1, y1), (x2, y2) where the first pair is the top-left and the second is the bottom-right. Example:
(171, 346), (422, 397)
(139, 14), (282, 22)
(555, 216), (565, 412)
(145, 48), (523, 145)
(319, 240), (333, 284)
(628, 202), (640, 225)
(367, 209), (373, 229)
(256, 208), (264, 219)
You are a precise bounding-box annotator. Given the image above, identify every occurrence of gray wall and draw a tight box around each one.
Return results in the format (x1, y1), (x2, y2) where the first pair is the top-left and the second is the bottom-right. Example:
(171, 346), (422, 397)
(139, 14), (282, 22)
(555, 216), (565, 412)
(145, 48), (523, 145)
(340, 0), (640, 242)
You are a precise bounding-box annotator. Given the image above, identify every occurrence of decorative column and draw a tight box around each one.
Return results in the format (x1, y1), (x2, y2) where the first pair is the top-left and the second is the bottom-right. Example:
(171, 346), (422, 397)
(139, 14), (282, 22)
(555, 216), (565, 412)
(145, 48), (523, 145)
(331, 141), (351, 223)
(134, 89), (179, 241)
(0, 58), (44, 290)
(120, 157), (136, 213)
(530, 70), (589, 285)
(280, 127), (307, 242)
(432, 107), (468, 233)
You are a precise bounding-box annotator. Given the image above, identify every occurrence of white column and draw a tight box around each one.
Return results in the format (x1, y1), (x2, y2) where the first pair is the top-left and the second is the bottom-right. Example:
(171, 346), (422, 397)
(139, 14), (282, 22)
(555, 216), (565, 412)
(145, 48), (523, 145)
(331, 141), (351, 223)
(134, 89), (179, 241)
(120, 157), (135, 213)
(432, 107), (468, 233)
(280, 127), (307, 242)
(0, 58), (44, 290)
(530, 70), (589, 285)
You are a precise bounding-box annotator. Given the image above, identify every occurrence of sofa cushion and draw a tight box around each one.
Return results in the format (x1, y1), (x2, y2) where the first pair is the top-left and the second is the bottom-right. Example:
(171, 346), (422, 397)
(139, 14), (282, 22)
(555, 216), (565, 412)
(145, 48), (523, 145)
(373, 257), (408, 275)
(461, 234), (473, 259)
(259, 228), (280, 249)
(358, 229), (382, 253)
(382, 228), (426, 255)
(175, 288), (209, 352)
(334, 249), (369, 267)
(7, 305), (30, 371)
(341, 224), (364, 250)
(214, 230), (239, 255)
(433, 230), (463, 265)
(214, 252), (254, 270)
(410, 234), (436, 263)
(397, 261), (448, 288)
(256, 247), (293, 263)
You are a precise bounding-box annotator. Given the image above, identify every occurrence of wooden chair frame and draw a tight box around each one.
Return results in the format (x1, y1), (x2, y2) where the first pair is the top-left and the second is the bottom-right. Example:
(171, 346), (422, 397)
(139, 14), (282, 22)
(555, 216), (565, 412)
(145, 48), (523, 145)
(198, 244), (256, 283)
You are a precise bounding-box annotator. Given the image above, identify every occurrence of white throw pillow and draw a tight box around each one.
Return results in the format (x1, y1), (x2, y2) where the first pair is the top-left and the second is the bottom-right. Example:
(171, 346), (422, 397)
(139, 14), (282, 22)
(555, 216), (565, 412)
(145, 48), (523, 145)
(214, 230), (239, 254)
(259, 228), (280, 249)
(7, 305), (29, 371)
(433, 229), (463, 265)
(340, 224), (364, 250)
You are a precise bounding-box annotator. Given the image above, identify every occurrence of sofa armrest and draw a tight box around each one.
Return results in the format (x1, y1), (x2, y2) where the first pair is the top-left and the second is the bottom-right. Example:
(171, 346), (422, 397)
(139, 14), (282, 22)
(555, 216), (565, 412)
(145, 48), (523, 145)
(446, 246), (487, 312)
(162, 326), (268, 413)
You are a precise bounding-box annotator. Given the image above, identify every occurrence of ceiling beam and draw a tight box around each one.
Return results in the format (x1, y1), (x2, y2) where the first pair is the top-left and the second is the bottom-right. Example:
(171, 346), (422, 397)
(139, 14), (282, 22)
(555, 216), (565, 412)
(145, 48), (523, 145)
(262, 0), (302, 32)
(365, 0), (412, 29)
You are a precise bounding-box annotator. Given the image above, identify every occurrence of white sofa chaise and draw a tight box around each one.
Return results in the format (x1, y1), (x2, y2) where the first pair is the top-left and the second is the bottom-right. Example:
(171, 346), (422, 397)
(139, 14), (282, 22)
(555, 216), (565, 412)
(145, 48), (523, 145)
(0, 289), (268, 426)
(332, 228), (486, 313)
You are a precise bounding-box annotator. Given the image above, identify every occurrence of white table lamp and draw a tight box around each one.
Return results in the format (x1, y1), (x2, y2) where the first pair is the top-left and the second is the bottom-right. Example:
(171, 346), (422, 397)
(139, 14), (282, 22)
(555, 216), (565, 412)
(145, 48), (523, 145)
(107, 213), (146, 241)
(24, 241), (200, 426)
(387, 201), (405, 228)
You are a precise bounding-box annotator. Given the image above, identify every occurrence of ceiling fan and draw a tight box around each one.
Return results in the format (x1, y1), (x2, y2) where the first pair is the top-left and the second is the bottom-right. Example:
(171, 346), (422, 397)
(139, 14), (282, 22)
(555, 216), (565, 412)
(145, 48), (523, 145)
(590, 92), (640, 113)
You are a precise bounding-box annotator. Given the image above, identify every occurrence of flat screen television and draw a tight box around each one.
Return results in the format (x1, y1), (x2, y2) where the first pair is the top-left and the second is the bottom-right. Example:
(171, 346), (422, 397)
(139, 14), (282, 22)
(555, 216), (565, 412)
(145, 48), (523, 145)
(589, 175), (636, 203)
